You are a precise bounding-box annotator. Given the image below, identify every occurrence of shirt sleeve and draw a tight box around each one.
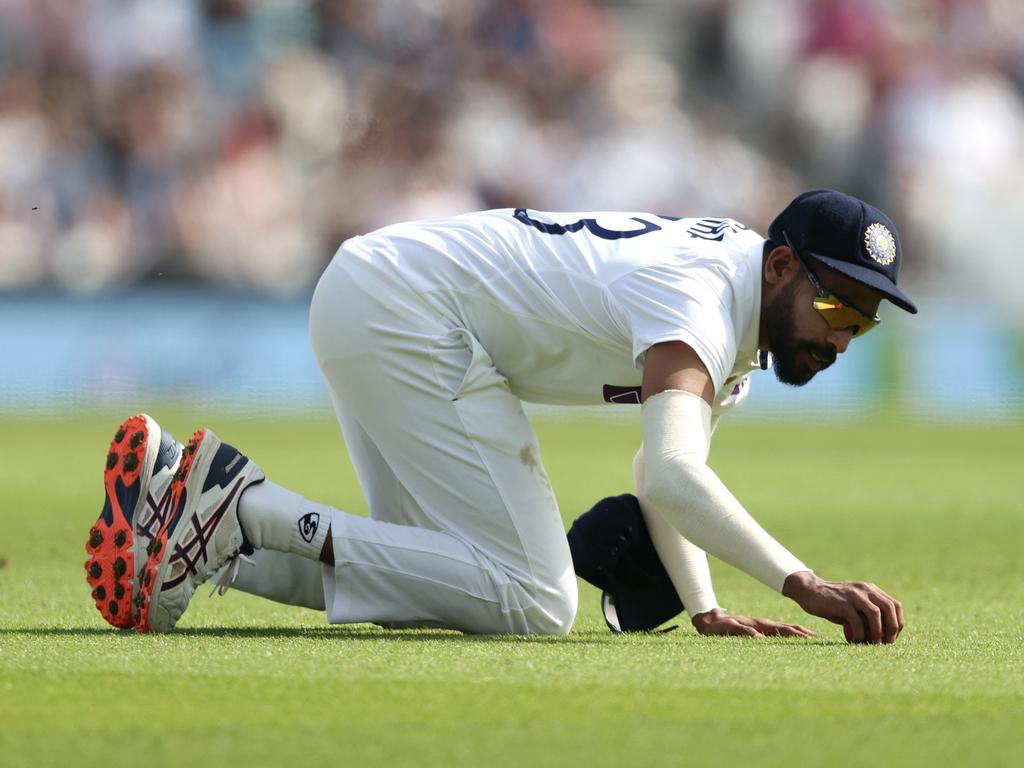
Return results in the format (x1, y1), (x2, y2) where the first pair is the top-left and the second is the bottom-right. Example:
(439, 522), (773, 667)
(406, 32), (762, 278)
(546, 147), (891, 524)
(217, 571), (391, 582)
(609, 262), (738, 394)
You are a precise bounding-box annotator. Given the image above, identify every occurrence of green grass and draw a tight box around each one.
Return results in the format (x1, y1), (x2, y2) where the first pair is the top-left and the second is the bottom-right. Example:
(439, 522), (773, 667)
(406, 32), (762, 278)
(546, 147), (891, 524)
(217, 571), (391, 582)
(1, 412), (1022, 767)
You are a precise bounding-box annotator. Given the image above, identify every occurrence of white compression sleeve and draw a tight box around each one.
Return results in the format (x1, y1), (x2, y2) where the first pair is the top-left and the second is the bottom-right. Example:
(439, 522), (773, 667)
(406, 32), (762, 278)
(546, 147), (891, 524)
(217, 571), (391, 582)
(633, 446), (720, 617)
(640, 389), (809, 592)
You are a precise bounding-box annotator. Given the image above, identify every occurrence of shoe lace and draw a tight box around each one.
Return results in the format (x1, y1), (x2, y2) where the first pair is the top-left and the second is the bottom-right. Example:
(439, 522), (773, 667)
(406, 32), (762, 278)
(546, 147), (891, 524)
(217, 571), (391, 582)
(209, 552), (256, 597)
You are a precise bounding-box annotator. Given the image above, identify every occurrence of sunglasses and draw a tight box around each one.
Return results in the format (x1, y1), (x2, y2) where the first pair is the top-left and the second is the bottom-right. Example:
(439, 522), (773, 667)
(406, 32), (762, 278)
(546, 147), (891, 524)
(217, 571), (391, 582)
(783, 232), (880, 338)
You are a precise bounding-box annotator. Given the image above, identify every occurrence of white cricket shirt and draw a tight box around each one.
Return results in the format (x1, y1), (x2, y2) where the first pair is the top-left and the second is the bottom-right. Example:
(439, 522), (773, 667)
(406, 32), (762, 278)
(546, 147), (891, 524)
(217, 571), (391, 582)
(340, 208), (766, 408)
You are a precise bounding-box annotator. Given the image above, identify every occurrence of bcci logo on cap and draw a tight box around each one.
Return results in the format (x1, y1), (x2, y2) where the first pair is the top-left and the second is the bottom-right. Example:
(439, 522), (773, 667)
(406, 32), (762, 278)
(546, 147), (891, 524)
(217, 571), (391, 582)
(864, 223), (896, 266)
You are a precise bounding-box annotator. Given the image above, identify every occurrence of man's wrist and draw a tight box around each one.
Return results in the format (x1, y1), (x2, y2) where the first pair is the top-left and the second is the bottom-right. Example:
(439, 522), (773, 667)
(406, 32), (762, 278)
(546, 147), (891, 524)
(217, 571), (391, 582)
(691, 607), (727, 630)
(782, 570), (818, 602)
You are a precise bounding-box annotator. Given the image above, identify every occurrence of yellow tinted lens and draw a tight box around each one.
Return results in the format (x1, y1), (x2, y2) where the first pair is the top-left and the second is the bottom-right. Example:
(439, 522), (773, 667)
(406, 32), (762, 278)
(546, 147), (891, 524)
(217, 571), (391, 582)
(812, 297), (879, 337)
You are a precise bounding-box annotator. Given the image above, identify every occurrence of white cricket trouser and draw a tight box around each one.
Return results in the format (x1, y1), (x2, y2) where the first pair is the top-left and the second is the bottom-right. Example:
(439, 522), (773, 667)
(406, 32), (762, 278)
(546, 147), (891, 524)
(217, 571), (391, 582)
(229, 243), (578, 634)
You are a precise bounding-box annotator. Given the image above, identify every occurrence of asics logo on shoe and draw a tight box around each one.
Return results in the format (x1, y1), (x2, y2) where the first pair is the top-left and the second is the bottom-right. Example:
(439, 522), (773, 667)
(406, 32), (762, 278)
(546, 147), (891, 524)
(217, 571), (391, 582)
(136, 485), (176, 539)
(163, 475), (247, 590)
(298, 512), (320, 543)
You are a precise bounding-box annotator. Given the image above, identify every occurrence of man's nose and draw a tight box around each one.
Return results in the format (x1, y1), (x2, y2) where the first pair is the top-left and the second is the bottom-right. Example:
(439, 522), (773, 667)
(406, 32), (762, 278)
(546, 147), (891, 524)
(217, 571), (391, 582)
(827, 328), (855, 355)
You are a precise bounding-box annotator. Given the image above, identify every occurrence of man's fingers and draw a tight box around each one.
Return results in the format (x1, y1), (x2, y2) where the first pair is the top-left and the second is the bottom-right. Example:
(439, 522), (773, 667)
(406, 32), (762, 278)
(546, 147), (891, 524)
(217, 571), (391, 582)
(867, 590), (901, 643)
(724, 620), (762, 638)
(841, 606), (865, 643)
(754, 620), (784, 637)
(868, 593), (901, 643)
(788, 623), (817, 637)
(705, 615), (819, 640)
(858, 599), (883, 643)
(751, 619), (816, 638)
(771, 623), (812, 638)
(868, 583), (905, 640)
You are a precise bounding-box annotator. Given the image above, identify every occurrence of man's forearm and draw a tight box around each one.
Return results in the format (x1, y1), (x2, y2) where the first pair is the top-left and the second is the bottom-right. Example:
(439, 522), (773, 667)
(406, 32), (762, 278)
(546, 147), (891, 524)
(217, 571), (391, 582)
(633, 446), (719, 617)
(641, 390), (809, 592)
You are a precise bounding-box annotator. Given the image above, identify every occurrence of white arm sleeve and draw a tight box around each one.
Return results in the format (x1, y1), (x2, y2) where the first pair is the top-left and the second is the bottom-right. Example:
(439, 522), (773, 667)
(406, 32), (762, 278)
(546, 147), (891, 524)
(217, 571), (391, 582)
(641, 389), (809, 592)
(633, 446), (721, 617)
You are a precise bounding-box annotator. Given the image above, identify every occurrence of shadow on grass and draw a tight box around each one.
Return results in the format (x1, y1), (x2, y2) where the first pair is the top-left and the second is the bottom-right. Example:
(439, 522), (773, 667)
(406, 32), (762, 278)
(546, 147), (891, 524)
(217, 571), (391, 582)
(0, 625), (852, 646)
(0, 625), (620, 644)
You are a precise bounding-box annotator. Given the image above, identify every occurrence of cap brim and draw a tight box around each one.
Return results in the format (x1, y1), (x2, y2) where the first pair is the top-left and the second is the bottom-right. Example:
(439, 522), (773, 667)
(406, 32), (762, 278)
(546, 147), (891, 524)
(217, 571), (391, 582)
(602, 586), (683, 633)
(806, 252), (917, 314)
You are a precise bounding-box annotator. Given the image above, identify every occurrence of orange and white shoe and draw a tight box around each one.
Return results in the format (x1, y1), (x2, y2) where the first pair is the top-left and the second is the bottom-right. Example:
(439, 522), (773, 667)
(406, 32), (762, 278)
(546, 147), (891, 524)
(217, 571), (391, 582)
(133, 427), (264, 632)
(85, 414), (183, 628)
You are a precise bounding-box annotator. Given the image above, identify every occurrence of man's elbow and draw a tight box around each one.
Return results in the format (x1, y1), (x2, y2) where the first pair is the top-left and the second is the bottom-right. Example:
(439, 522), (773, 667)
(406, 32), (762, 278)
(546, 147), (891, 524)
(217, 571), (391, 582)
(641, 455), (702, 513)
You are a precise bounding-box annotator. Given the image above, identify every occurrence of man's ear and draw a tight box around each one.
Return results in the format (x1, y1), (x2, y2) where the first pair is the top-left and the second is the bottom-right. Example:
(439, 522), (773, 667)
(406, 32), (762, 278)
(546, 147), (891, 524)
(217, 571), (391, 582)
(764, 244), (800, 288)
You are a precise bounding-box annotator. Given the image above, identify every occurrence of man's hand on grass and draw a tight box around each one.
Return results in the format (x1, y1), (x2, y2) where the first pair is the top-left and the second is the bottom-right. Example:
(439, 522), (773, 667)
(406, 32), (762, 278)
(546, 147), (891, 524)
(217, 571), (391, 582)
(782, 570), (904, 644)
(691, 608), (817, 638)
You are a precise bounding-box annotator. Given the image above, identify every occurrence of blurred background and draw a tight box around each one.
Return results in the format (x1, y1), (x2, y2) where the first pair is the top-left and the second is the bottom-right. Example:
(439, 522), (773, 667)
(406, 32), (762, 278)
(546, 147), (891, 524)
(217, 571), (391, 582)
(0, 0), (1021, 420)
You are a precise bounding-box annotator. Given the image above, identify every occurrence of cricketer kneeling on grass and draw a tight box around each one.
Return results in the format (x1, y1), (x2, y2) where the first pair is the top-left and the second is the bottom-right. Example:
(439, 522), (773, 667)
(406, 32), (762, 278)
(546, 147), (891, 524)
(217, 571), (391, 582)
(85, 189), (911, 643)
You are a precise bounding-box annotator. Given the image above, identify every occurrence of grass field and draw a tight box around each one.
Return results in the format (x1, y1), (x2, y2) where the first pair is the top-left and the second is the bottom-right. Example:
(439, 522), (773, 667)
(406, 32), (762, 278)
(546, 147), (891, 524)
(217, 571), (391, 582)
(1, 412), (1021, 767)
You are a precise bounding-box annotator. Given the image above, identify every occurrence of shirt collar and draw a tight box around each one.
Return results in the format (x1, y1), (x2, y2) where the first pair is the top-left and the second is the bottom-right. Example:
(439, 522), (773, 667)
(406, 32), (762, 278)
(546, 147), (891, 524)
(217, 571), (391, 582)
(736, 238), (768, 372)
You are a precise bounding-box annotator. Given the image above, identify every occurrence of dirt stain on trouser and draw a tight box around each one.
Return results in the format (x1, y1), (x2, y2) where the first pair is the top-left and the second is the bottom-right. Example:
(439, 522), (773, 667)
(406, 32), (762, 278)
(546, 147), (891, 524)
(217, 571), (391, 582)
(520, 444), (557, 512)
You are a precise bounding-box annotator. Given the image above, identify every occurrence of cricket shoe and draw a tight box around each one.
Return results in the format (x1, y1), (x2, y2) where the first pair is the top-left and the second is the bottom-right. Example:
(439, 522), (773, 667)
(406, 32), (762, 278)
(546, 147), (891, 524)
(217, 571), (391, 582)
(85, 414), (183, 629)
(133, 427), (264, 632)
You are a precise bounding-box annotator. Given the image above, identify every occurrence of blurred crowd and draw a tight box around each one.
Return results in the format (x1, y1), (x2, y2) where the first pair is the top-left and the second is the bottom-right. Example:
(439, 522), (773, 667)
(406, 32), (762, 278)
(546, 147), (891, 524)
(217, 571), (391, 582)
(0, 0), (1022, 312)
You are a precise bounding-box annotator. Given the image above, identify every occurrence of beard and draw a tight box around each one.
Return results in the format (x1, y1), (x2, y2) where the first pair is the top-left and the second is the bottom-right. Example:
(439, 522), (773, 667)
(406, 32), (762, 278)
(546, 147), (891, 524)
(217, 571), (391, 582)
(764, 278), (837, 386)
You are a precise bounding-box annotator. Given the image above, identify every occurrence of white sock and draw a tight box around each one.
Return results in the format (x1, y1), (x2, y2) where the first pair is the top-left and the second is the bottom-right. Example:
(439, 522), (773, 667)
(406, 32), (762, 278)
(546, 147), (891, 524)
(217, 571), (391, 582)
(237, 480), (331, 562)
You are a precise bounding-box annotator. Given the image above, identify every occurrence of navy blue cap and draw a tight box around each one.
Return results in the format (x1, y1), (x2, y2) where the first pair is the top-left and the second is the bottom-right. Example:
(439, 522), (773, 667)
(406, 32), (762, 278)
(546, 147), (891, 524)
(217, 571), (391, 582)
(567, 494), (683, 633)
(768, 189), (917, 314)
